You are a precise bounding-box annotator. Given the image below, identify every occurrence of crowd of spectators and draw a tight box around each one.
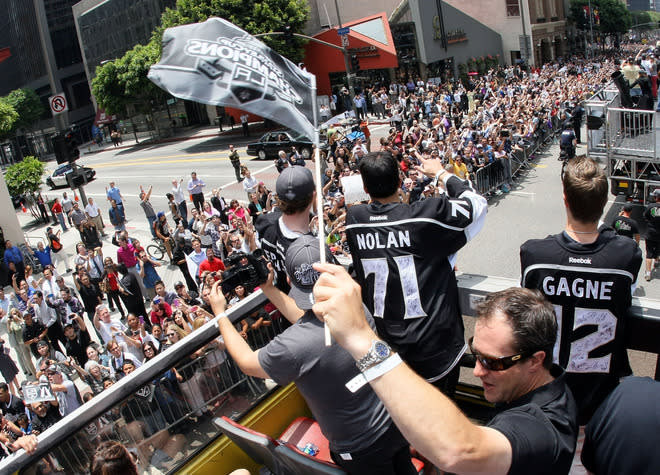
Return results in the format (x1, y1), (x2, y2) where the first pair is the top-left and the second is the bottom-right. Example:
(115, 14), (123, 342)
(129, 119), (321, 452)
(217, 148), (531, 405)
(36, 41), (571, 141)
(317, 55), (617, 257)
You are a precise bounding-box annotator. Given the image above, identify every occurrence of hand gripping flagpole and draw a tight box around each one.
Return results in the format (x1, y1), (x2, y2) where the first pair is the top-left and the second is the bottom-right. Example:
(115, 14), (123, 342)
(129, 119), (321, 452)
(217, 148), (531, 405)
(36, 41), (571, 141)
(310, 75), (332, 347)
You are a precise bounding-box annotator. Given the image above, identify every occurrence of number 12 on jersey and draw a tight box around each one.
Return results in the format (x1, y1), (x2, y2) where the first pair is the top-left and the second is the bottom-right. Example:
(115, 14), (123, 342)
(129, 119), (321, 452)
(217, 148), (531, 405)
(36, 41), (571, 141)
(553, 305), (617, 373)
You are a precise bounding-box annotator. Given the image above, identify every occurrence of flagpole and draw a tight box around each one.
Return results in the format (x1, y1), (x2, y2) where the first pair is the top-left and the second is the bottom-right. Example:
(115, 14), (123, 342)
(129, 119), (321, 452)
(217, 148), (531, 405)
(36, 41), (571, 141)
(309, 74), (332, 346)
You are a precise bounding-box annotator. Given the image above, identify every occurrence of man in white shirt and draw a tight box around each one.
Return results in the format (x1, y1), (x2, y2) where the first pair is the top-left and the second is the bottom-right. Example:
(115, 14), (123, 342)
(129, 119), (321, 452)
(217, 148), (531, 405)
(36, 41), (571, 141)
(84, 197), (107, 237)
(186, 238), (207, 278)
(171, 178), (188, 227)
(31, 291), (66, 354)
(93, 304), (127, 345)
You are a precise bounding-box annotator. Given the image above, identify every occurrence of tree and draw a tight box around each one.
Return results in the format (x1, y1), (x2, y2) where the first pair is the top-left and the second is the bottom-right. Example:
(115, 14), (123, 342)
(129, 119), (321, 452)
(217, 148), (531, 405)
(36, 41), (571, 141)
(5, 88), (43, 131)
(598, 0), (631, 36)
(155, 0), (310, 62)
(569, 0), (631, 36)
(93, 42), (166, 117)
(0, 99), (18, 139)
(4, 156), (44, 197)
(630, 11), (653, 30)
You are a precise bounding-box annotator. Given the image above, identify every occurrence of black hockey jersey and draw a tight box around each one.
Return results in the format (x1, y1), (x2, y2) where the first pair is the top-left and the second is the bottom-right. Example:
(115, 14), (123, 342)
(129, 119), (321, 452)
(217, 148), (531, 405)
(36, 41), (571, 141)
(255, 211), (299, 294)
(520, 228), (642, 424)
(346, 175), (487, 380)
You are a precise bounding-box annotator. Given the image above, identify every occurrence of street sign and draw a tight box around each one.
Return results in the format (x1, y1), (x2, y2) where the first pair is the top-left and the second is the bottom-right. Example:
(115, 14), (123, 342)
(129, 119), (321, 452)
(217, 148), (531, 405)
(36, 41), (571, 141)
(337, 27), (350, 36)
(49, 93), (68, 115)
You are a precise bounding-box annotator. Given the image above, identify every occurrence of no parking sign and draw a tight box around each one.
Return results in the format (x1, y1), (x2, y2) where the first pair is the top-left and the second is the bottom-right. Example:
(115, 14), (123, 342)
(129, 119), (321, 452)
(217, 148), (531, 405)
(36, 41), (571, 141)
(49, 93), (68, 115)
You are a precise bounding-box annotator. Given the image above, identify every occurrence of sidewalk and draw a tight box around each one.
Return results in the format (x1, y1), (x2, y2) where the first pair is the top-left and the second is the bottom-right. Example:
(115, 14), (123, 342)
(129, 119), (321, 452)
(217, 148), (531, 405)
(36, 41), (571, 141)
(79, 115), (392, 156)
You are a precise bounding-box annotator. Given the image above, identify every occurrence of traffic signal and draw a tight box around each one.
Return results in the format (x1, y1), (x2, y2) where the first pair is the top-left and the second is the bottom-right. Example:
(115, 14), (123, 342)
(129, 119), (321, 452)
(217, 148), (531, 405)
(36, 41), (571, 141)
(351, 54), (360, 73)
(52, 131), (80, 163)
(52, 133), (68, 164)
(283, 25), (294, 46)
(64, 131), (80, 162)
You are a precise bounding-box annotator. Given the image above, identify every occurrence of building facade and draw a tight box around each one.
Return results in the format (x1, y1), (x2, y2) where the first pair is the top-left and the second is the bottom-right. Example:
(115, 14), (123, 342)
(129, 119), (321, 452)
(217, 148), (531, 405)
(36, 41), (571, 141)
(0, 0), (95, 162)
(444, 0), (568, 66)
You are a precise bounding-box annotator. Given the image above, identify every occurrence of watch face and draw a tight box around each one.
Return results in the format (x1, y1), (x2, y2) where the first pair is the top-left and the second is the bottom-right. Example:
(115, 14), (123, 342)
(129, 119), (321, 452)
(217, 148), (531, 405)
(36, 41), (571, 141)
(374, 341), (390, 358)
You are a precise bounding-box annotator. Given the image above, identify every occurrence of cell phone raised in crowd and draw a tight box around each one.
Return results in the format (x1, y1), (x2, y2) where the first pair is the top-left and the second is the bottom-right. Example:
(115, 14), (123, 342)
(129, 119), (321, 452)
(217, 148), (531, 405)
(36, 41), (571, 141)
(173, 299), (180, 308)
(139, 315), (144, 325)
(189, 306), (199, 313)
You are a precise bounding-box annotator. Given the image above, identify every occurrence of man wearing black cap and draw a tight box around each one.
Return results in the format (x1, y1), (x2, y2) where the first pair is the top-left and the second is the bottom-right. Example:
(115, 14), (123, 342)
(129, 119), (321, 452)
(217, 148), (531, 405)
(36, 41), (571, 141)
(209, 235), (417, 474)
(612, 202), (640, 244)
(255, 166), (315, 293)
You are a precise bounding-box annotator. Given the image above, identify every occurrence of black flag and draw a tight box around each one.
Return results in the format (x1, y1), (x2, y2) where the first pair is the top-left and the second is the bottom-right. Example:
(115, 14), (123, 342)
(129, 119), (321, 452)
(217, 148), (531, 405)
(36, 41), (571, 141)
(148, 17), (315, 138)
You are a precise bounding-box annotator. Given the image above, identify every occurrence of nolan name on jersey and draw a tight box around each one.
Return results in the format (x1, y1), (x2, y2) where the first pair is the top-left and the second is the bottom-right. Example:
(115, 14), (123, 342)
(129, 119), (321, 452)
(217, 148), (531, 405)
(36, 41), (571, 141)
(355, 230), (411, 250)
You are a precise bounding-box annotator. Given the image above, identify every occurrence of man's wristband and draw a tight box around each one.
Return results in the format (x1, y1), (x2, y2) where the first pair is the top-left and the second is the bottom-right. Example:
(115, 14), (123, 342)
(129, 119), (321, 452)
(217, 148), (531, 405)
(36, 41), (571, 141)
(345, 353), (402, 393)
(215, 312), (228, 320)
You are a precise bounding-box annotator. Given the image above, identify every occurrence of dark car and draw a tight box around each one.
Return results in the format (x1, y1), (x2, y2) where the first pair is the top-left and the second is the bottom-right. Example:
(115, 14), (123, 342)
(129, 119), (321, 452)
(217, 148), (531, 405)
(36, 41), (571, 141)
(45, 163), (96, 189)
(246, 130), (326, 160)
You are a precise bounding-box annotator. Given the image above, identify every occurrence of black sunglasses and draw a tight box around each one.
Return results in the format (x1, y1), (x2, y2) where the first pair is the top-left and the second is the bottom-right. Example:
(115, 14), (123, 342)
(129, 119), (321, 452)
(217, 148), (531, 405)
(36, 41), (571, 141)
(468, 337), (530, 371)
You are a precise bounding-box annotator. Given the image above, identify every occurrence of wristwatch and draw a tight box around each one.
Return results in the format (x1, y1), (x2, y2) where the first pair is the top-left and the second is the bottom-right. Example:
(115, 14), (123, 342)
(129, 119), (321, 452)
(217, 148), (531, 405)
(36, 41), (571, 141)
(356, 339), (392, 372)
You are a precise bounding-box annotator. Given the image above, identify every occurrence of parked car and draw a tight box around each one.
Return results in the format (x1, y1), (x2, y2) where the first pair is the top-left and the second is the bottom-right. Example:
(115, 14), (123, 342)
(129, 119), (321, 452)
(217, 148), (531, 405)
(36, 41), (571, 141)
(45, 163), (96, 189)
(246, 130), (326, 160)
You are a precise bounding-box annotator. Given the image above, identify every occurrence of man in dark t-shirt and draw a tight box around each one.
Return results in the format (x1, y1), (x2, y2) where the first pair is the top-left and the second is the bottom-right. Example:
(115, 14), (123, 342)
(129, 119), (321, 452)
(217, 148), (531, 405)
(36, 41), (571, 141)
(312, 268), (578, 475)
(611, 202), (640, 243)
(22, 313), (48, 358)
(581, 376), (660, 475)
(0, 383), (25, 422)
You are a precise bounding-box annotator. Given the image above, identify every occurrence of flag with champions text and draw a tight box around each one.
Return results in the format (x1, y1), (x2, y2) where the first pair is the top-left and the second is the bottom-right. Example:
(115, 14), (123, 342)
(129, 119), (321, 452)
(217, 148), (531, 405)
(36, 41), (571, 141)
(148, 17), (316, 139)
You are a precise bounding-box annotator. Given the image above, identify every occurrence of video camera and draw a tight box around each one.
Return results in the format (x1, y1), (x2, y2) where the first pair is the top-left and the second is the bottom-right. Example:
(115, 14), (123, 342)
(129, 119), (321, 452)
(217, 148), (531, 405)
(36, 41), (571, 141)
(221, 249), (270, 294)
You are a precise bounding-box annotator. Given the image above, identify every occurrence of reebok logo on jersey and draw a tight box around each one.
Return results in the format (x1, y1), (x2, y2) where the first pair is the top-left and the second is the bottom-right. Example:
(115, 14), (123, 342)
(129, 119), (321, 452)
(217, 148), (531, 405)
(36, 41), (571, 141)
(370, 216), (388, 221)
(569, 257), (592, 264)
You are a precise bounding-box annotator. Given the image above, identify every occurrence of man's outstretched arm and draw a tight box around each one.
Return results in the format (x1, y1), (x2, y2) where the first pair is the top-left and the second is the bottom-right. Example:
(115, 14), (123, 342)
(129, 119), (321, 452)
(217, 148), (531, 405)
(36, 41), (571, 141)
(312, 263), (512, 475)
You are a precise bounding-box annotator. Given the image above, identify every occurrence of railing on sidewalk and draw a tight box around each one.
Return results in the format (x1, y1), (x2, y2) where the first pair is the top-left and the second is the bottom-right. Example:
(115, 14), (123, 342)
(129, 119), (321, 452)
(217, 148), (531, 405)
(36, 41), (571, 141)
(473, 114), (562, 196)
(1, 290), (273, 475)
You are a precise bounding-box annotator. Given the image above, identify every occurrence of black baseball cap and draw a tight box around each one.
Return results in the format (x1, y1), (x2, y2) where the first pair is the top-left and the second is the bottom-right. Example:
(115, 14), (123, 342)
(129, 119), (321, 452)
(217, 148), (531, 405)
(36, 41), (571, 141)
(276, 166), (315, 202)
(623, 203), (634, 212)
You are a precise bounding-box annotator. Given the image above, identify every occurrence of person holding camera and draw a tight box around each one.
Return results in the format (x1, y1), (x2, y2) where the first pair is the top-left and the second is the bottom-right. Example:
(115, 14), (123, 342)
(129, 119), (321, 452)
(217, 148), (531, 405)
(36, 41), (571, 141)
(209, 236), (417, 474)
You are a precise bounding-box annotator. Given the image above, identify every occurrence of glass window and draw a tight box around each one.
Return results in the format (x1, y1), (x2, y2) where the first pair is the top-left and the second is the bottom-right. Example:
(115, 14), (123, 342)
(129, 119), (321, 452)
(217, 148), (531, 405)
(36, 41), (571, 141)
(506, 0), (520, 17)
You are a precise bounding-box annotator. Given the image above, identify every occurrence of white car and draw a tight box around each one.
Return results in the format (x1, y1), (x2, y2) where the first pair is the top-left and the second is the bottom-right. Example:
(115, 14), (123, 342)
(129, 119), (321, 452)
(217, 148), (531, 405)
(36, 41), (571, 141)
(45, 163), (96, 189)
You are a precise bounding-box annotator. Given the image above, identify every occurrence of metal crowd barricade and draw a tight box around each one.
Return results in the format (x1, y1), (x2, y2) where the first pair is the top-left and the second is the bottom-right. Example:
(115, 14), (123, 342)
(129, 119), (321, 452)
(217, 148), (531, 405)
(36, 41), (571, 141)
(606, 107), (656, 159)
(0, 290), (273, 475)
(474, 115), (562, 197)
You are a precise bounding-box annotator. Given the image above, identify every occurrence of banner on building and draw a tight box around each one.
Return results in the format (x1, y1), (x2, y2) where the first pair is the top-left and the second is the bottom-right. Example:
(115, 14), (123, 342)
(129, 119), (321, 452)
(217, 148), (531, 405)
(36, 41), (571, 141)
(148, 17), (316, 139)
